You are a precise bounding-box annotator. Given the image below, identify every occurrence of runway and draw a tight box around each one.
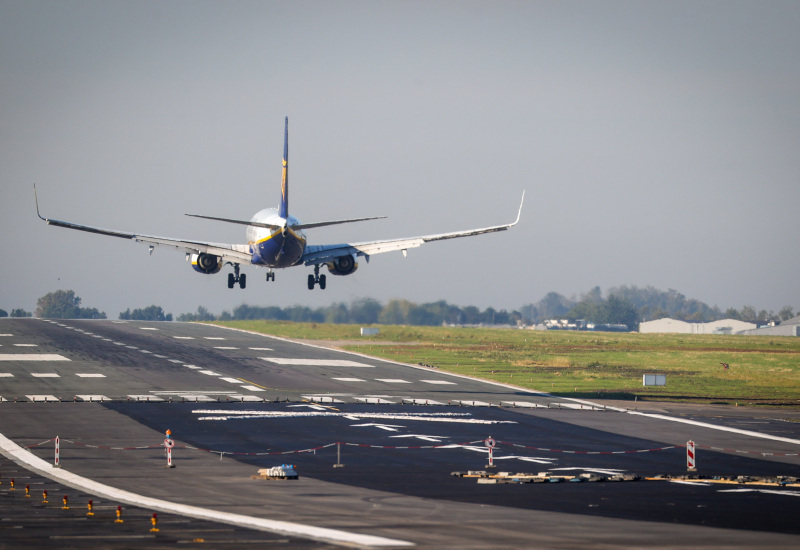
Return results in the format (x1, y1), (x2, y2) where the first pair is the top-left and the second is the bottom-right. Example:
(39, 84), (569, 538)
(1, 318), (799, 548)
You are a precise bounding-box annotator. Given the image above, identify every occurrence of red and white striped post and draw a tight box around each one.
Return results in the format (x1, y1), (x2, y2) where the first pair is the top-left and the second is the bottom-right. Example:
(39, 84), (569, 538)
(164, 436), (175, 468)
(54, 436), (60, 468)
(686, 440), (696, 471)
(485, 437), (496, 469)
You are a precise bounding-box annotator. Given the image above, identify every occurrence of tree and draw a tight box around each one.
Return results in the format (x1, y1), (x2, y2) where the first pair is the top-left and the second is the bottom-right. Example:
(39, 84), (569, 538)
(36, 290), (106, 319)
(119, 305), (172, 321)
(0, 309), (7, 317)
(779, 306), (795, 321)
(10, 309), (32, 318)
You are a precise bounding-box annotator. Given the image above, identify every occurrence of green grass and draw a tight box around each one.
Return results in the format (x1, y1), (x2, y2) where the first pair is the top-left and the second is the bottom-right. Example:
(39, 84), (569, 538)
(211, 320), (800, 407)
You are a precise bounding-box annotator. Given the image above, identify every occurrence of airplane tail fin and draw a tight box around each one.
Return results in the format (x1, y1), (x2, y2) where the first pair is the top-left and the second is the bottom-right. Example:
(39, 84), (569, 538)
(279, 116), (289, 219)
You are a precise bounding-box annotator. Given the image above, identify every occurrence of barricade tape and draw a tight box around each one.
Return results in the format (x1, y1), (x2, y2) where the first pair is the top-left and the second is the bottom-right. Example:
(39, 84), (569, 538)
(24, 438), (800, 458)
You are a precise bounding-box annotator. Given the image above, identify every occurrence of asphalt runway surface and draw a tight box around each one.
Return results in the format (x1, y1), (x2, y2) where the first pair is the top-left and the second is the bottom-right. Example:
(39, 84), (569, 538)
(1, 318), (799, 548)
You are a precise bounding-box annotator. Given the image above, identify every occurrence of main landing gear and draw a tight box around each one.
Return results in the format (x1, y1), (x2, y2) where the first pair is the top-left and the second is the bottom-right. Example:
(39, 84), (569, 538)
(227, 263), (246, 289)
(308, 265), (326, 290)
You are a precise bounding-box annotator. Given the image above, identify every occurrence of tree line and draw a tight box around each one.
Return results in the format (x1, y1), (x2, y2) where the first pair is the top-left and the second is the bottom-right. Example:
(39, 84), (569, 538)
(8, 288), (797, 330)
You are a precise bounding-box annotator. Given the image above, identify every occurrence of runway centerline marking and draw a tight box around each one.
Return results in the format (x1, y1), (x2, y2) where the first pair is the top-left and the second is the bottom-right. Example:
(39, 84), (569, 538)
(31, 373), (60, 378)
(76, 373), (106, 378)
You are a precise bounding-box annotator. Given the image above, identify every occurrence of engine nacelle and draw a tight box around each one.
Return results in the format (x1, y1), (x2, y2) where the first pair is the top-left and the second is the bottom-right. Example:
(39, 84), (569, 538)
(190, 253), (222, 275)
(326, 254), (358, 276)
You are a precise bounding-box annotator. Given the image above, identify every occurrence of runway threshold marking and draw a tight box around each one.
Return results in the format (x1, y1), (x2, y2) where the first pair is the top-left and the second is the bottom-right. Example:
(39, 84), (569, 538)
(0, 433), (413, 548)
(0, 354), (70, 361)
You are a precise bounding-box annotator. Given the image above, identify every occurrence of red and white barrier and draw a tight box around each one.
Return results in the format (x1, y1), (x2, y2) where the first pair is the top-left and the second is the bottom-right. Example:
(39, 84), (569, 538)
(687, 440), (696, 471)
(54, 435), (60, 468)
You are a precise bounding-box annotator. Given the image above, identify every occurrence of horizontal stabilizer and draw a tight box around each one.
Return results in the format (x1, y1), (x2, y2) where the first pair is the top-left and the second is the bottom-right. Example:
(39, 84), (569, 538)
(186, 213), (386, 231)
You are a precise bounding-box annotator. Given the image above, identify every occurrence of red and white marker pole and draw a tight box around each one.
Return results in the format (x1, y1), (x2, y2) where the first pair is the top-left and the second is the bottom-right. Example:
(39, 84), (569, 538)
(164, 433), (175, 468)
(485, 437), (496, 469)
(686, 440), (696, 471)
(54, 436), (60, 468)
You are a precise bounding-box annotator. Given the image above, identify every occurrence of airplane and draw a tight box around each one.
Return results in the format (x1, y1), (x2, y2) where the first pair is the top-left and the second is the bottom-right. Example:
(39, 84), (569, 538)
(35, 117), (524, 290)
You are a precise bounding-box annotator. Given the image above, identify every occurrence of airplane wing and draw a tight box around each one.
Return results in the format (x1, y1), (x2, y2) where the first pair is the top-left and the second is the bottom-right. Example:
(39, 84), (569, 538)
(35, 187), (252, 264)
(301, 191), (525, 266)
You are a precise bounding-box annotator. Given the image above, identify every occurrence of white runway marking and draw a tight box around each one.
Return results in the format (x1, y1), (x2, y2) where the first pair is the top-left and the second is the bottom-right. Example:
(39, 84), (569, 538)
(26, 395), (59, 402)
(0, 433), (412, 548)
(0, 373), (14, 377)
(153, 354), (167, 358)
(76, 395), (111, 402)
(302, 395), (345, 403)
(0, 334), (13, 337)
(140, 327), (158, 330)
(168, 359), (183, 364)
(376, 378), (411, 384)
(220, 377), (242, 383)
(13, 343), (38, 347)
(249, 347), (272, 351)
(213, 346), (238, 350)
(0, 354), (70, 361)
(31, 373), (60, 378)
(127, 395), (164, 402)
(333, 377), (366, 382)
(628, 411), (800, 445)
(262, 358), (374, 367)
(184, 365), (202, 370)
(402, 398), (446, 405)
(502, 401), (548, 408)
(76, 373), (106, 378)
(174, 336), (195, 340)
(226, 394), (264, 402)
(139, 349), (153, 354)
(420, 379), (456, 385)
(125, 346), (138, 349)
(240, 385), (265, 392)
(204, 337), (226, 340)
(199, 370), (221, 376)
(354, 397), (396, 404)
(719, 489), (800, 497)
(193, 410), (515, 425)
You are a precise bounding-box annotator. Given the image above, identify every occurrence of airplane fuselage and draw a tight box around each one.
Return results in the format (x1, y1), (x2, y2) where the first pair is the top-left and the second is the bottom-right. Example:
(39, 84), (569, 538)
(246, 208), (307, 268)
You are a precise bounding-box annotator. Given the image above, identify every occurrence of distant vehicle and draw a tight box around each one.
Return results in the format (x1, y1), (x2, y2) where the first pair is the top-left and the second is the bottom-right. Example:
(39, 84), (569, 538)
(36, 118), (523, 290)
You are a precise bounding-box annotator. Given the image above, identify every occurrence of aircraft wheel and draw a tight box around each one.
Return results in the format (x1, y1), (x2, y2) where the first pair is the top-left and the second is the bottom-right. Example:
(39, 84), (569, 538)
(239, 273), (246, 289)
(307, 274), (315, 290)
(319, 274), (327, 290)
(228, 273), (235, 289)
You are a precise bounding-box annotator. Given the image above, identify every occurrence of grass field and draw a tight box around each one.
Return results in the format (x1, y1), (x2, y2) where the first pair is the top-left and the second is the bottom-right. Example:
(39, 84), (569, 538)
(212, 321), (800, 407)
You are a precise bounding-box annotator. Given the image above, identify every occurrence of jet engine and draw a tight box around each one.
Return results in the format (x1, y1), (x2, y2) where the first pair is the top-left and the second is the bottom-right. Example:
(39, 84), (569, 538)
(326, 254), (358, 276)
(190, 253), (222, 275)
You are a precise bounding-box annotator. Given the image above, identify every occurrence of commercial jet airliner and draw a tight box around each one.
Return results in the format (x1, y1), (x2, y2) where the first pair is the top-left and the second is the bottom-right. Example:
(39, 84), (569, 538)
(36, 118), (524, 290)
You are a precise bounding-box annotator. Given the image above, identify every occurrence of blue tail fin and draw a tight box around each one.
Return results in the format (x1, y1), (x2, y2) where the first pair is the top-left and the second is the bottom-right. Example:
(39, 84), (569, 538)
(279, 117), (289, 219)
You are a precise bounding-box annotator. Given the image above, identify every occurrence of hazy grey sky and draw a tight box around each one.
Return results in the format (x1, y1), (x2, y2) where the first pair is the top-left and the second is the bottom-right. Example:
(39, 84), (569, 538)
(2, 1), (799, 318)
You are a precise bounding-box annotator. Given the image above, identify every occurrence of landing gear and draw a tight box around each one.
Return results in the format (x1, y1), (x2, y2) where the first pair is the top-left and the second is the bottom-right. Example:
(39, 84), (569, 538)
(227, 264), (246, 289)
(307, 265), (326, 290)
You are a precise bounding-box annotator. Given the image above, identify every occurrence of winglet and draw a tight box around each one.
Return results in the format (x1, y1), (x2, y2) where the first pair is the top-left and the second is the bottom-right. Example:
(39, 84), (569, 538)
(279, 116), (289, 219)
(34, 184), (46, 221)
(513, 190), (525, 226)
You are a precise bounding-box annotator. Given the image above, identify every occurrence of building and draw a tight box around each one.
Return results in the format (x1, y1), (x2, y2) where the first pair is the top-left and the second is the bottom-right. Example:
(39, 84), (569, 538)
(739, 316), (800, 337)
(639, 318), (757, 335)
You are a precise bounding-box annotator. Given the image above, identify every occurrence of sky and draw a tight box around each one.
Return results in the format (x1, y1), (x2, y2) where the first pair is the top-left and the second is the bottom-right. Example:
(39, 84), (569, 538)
(2, 0), (799, 319)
